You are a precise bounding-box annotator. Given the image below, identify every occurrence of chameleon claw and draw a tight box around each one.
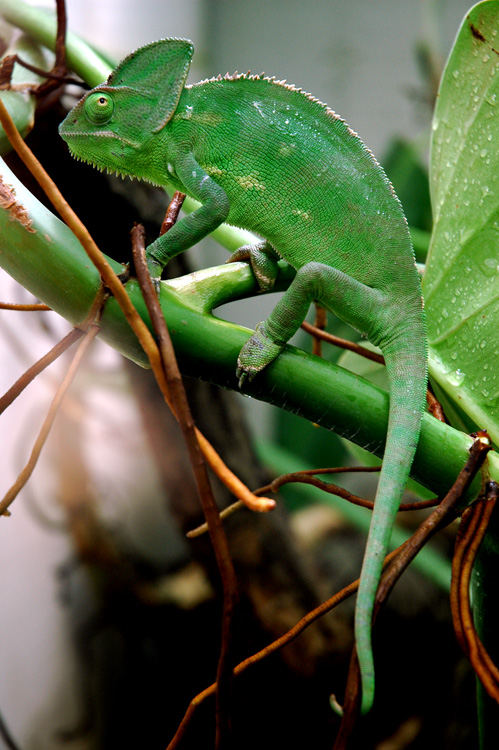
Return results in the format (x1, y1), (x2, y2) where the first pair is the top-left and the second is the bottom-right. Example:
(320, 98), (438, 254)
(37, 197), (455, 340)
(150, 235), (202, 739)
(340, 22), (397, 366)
(145, 258), (163, 294)
(237, 367), (250, 388)
(236, 324), (284, 384)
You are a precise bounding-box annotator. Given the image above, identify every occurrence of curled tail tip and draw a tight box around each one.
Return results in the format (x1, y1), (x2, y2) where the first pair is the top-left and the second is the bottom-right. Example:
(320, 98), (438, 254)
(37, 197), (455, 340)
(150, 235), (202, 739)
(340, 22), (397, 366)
(355, 615), (376, 714)
(355, 596), (376, 715)
(357, 645), (375, 714)
(360, 676), (375, 714)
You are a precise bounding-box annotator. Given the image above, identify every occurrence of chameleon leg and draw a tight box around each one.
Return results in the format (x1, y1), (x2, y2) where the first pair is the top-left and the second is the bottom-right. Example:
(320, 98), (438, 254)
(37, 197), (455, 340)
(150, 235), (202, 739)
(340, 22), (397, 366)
(227, 240), (280, 291)
(237, 260), (384, 381)
(145, 153), (230, 277)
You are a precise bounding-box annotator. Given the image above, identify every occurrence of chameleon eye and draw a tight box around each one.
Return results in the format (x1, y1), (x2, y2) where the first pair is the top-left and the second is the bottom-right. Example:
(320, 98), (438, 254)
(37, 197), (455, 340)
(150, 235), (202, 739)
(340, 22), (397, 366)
(84, 92), (114, 124)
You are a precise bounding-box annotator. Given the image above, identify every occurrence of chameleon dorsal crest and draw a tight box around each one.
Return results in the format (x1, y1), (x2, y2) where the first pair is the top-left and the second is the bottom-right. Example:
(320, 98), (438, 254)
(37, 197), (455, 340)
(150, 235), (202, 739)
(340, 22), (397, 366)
(106, 38), (194, 132)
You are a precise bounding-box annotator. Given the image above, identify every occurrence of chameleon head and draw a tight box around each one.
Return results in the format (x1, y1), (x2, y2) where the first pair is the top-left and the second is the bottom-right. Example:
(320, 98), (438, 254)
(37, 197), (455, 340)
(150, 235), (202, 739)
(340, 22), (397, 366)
(59, 38), (195, 181)
(58, 86), (140, 177)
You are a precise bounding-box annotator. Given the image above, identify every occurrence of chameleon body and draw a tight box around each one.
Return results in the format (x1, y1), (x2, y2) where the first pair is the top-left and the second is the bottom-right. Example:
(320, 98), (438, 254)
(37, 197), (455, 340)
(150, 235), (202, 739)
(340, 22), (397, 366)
(59, 40), (428, 712)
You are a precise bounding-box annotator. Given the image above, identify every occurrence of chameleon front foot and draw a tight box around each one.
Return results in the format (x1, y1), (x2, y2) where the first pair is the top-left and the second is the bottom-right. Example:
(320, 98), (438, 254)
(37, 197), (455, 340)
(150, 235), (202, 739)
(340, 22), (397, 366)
(236, 322), (284, 387)
(146, 256), (163, 279)
(142, 256), (164, 293)
(227, 240), (279, 292)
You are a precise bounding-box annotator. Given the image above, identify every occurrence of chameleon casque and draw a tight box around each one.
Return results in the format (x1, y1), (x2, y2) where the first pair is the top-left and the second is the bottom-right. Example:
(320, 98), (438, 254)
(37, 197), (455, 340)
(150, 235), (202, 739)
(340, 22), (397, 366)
(59, 39), (428, 713)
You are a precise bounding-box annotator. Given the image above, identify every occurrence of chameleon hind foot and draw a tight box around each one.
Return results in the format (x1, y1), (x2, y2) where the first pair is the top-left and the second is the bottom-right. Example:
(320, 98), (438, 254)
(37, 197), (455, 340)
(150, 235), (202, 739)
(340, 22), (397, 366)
(237, 322), (284, 387)
(227, 240), (279, 292)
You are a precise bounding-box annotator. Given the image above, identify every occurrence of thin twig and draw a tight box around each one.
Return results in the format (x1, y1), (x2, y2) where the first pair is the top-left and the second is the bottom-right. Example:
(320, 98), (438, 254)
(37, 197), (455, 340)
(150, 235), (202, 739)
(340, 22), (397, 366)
(186, 500), (245, 538)
(54, 0), (68, 73)
(301, 321), (384, 364)
(0, 302), (51, 310)
(187, 466), (381, 537)
(331, 647), (361, 750)
(0, 328), (83, 415)
(426, 385), (447, 422)
(132, 221), (238, 748)
(160, 191), (185, 236)
(32, 0), (69, 98)
(187, 464), (439, 538)
(0, 54), (85, 91)
(195, 431), (274, 512)
(458, 503), (493, 669)
(311, 304), (327, 357)
(268, 470), (438, 511)
(451, 499), (486, 654)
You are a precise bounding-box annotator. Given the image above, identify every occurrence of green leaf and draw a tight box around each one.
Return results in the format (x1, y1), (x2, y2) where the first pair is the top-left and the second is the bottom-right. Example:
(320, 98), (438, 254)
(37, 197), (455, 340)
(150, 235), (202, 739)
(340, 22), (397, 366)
(424, 0), (499, 447)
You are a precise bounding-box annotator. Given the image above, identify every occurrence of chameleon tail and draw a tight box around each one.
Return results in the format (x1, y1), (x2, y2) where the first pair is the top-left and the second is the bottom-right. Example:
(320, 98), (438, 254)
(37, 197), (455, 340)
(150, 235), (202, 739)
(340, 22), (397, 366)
(354, 328), (427, 714)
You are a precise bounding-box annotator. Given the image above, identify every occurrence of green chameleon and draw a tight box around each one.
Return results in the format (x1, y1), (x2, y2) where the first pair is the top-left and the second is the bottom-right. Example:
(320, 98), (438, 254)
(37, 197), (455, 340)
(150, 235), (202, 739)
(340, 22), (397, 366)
(59, 39), (428, 713)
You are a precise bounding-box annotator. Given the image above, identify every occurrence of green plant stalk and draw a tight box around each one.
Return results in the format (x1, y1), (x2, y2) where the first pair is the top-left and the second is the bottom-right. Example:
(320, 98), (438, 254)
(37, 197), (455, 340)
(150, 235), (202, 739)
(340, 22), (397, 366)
(0, 156), (497, 504)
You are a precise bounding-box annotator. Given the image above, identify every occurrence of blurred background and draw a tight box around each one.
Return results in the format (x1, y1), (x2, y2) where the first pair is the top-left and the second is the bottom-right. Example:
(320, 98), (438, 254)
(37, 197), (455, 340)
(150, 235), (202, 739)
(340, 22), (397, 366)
(0, 1), (476, 748)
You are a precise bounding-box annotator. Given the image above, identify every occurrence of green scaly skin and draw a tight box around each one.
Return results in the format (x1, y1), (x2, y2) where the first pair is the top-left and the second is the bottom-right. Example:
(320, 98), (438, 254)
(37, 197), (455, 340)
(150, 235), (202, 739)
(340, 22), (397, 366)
(59, 39), (428, 714)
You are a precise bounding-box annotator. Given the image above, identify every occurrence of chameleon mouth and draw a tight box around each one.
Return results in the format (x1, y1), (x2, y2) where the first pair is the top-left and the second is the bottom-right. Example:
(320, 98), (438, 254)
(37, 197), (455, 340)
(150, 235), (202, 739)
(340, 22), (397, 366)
(58, 123), (139, 148)
(60, 128), (110, 155)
